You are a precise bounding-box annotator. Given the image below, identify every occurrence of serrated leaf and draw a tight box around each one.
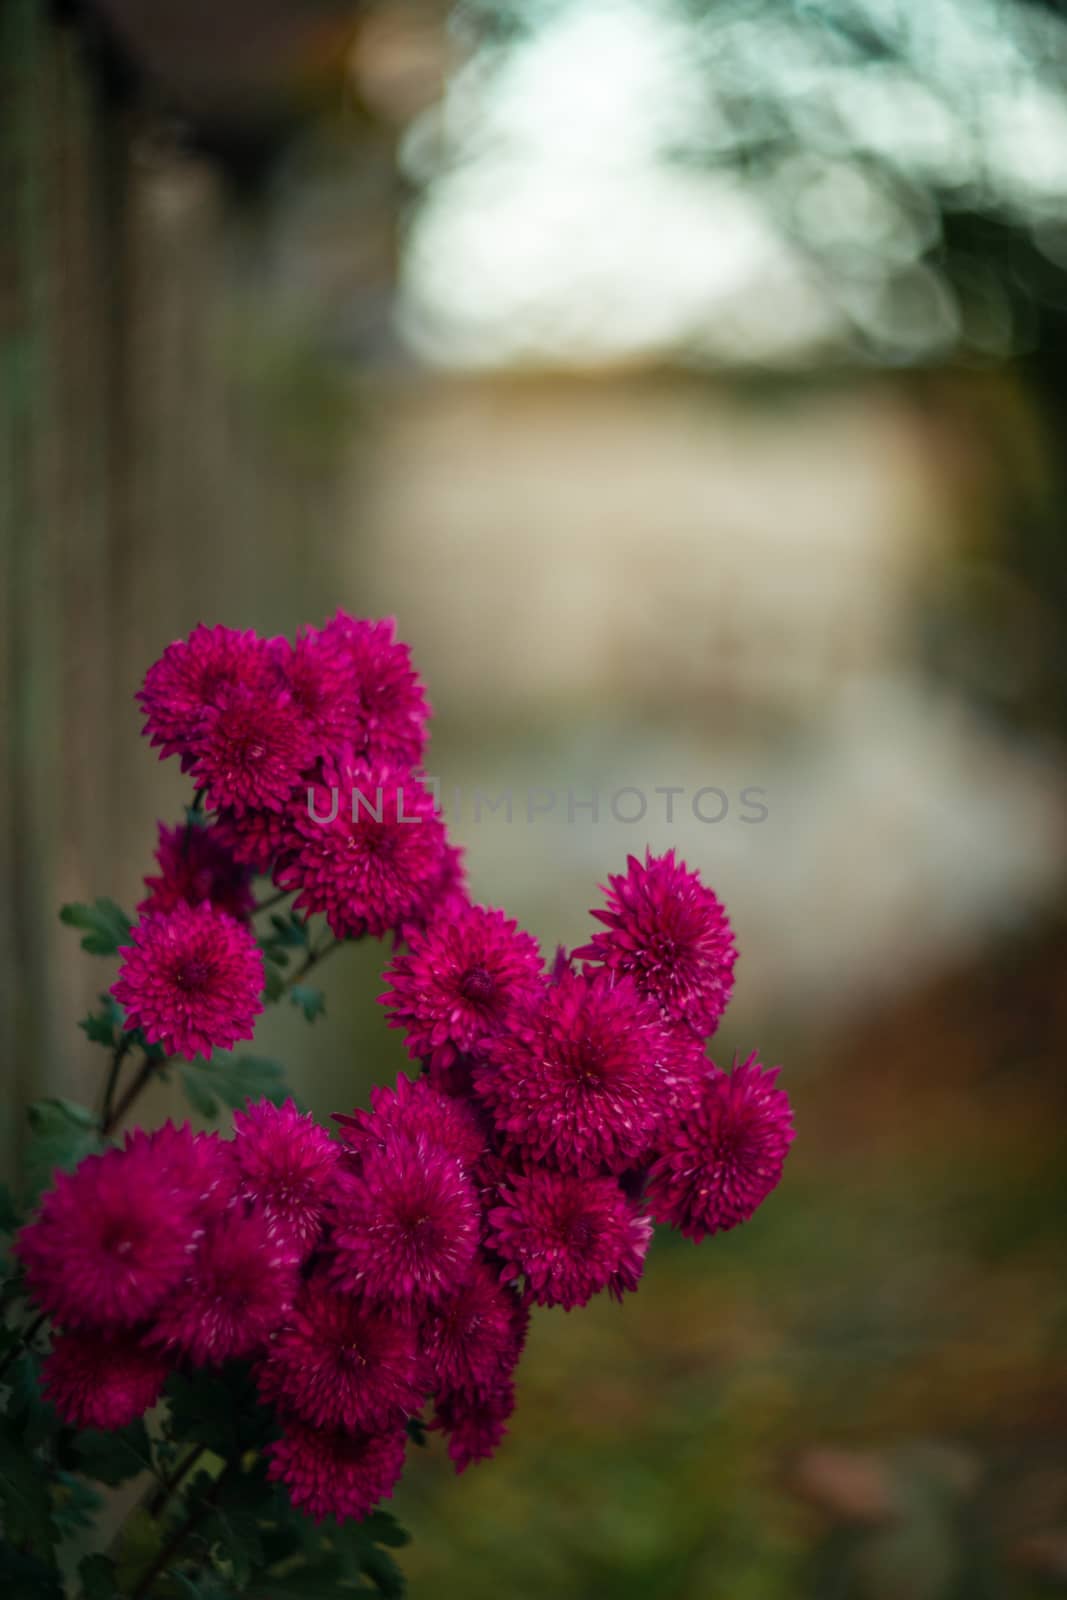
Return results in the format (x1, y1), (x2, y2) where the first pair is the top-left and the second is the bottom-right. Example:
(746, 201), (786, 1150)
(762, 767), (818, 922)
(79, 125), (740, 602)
(0, 1416), (56, 1559)
(76, 1417), (154, 1487)
(59, 900), (133, 956)
(184, 1056), (289, 1116)
(24, 1099), (101, 1202)
(79, 1012), (117, 1047)
(172, 1572), (233, 1599)
(289, 986), (325, 1024)
(404, 1418), (428, 1448)
(180, 1066), (222, 1120)
(77, 1552), (118, 1599)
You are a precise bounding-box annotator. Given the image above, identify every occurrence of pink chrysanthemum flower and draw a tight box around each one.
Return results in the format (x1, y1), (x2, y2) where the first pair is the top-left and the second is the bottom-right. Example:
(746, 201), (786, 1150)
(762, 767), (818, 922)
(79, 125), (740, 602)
(138, 820), (254, 921)
(381, 904), (544, 1074)
(137, 624), (273, 766)
(42, 1328), (169, 1430)
(473, 969), (670, 1176)
(273, 624), (360, 749)
(280, 761), (449, 940)
(258, 1276), (423, 1432)
(112, 902), (264, 1060)
(434, 1378), (516, 1473)
(267, 1420), (407, 1525)
(320, 612), (431, 768)
(190, 682), (316, 817)
(574, 850), (737, 1037)
(487, 1168), (651, 1310)
(214, 804), (298, 876)
(125, 1122), (238, 1221)
(329, 1133), (480, 1311)
(645, 1052), (794, 1240)
(16, 1143), (200, 1329)
(420, 1258), (527, 1397)
(232, 1099), (340, 1258)
(150, 1206), (299, 1365)
(333, 1074), (487, 1174)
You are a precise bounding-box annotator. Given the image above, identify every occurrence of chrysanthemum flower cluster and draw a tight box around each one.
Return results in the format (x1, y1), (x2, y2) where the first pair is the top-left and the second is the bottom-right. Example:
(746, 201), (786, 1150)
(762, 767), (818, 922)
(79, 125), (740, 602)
(16, 615), (794, 1533)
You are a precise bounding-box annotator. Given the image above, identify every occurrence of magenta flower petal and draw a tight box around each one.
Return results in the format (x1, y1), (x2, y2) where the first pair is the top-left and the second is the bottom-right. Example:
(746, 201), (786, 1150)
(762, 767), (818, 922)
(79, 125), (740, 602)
(381, 904), (544, 1073)
(16, 1142), (201, 1329)
(43, 1328), (169, 1430)
(138, 820), (254, 921)
(267, 1421), (407, 1524)
(149, 1206), (299, 1366)
(487, 1167), (651, 1310)
(646, 1052), (794, 1239)
(112, 902), (264, 1060)
(473, 968), (670, 1176)
(258, 1275), (424, 1432)
(233, 1099), (340, 1258)
(575, 849), (737, 1036)
(329, 1133), (480, 1311)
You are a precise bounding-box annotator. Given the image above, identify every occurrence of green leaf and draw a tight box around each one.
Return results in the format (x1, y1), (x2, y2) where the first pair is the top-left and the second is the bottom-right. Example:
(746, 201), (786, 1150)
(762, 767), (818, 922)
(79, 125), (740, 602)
(24, 1100), (101, 1202)
(7, 1351), (59, 1450)
(207, 1472), (269, 1588)
(404, 1417), (428, 1448)
(59, 900), (133, 956)
(360, 1513), (410, 1551)
(0, 1182), (21, 1234)
(180, 1066), (222, 1120)
(76, 1417), (154, 1487)
(239, 1562), (354, 1599)
(262, 960), (287, 1004)
(79, 995), (125, 1049)
(267, 914), (309, 950)
(77, 1552), (119, 1599)
(180, 1056), (289, 1120)
(289, 986), (325, 1024)
(51, 1471), (103, 1538)
(166, 1366), (277, 1459)
(332, 1521), (406, 1599)
(0, 1416), (56, 1559)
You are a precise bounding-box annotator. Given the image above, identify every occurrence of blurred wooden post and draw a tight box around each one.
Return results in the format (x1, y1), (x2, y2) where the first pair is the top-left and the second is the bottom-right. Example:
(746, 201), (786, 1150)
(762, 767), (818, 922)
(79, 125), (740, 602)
(0, 0), (362, 1183)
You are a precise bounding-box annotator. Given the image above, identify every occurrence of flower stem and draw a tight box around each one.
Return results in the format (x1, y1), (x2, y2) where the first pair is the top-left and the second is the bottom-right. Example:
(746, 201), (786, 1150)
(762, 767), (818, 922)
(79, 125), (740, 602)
(102, 1055), (163, 1138)
(129, 1484), (216, 1599)
(147, 1442), (207, 1519)
(252, 886), (293, 915)
(287, 934), (340, 987)
(101, 1036), (132, 1127)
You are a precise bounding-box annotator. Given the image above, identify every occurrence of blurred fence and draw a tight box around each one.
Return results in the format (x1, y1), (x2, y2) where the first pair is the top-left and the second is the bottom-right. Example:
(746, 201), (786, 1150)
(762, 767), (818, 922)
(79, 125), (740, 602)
(0, 0), (354, 1180)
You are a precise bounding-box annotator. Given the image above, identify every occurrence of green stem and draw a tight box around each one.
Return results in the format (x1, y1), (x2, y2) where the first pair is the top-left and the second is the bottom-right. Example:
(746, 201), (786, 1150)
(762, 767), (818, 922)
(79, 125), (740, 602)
(101, 1036), (132, 1126)
(147, 1441), (207, 1519)
(102, 1055), (162, 1138)
(129, 1480), (219, 1600)
(252, 886), (293, 915)
(286, 934), (340, 987)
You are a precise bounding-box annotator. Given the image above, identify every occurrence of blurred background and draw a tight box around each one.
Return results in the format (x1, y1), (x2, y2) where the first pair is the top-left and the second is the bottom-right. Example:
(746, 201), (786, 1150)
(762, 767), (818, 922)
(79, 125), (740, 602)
(3, 0), (1067, 1594)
